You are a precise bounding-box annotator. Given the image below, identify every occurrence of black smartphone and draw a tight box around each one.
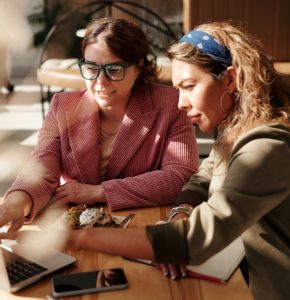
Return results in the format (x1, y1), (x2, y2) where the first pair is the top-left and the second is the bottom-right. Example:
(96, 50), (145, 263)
(51, 268), (128, 297)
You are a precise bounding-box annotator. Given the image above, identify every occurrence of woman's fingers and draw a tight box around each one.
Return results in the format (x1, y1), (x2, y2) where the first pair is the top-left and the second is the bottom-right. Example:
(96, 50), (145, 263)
(180, 265), (187, 278)
(7, 219), (24, 233)
(53, 181), (81, 204)
(160, 264), (169, 276)
(157, 264), (187, 279)
(0, 231), (16, 240)
(53, 186), (72, 203)
(168, 264), (178, 280)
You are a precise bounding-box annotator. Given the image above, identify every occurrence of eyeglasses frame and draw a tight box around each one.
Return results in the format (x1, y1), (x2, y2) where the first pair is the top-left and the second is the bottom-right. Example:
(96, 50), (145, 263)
(78, 59), (136, 81)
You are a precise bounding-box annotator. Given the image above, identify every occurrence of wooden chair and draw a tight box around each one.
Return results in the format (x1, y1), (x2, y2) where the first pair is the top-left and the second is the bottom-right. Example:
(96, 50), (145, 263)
(37, 0), (177, 117)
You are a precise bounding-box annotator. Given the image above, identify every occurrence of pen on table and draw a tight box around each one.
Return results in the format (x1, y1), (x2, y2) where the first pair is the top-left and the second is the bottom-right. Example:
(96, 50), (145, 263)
(186, 270), (226, 284)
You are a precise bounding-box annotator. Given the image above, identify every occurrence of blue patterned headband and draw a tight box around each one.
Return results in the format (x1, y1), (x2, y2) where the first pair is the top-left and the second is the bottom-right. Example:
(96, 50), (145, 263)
(179, 30), (232, 66)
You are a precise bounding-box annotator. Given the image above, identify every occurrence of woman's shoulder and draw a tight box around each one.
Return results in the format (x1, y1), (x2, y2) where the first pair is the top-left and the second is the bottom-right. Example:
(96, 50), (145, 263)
(50, 89), (87, 111)
(51, 89), (86, 103)
(237, 123), (289, 144)
(227, 124), (290, 200)
(231, 123), (290, 159)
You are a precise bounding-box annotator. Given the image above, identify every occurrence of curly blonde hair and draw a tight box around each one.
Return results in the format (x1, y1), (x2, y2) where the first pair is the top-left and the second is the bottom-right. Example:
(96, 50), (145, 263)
(168, 21), (290, 160)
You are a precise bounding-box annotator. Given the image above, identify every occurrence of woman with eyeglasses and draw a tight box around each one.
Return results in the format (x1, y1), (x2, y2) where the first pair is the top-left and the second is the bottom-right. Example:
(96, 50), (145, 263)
(0, 18), (198, 228)
(5, 21), (288, 300)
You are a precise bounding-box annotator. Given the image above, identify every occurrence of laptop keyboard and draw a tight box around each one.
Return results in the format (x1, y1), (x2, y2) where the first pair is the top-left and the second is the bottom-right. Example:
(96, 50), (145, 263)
(1, 247), (48, 285)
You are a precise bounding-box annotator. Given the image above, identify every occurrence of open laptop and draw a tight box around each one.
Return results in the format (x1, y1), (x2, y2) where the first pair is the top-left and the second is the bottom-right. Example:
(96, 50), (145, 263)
(0, 243), (76, 293)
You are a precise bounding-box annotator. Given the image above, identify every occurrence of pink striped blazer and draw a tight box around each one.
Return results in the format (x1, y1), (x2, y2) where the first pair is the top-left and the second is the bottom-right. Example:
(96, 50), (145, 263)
(7, 83), (199, 218)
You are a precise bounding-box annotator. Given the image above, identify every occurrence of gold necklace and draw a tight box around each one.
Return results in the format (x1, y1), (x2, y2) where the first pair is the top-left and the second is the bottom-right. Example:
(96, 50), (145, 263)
(100, 121), (120, 136)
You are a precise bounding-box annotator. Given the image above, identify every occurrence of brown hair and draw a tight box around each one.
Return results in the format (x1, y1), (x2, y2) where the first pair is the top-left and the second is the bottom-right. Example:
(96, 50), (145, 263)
(168, 21), (290, 160)
(82, 17), (158, 84)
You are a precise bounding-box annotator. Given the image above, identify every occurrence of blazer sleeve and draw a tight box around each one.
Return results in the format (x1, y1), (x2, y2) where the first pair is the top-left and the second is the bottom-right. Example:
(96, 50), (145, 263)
(102, 109), (199, 210)
(146, 133), (290, 265)
(5, 95), (62, 221)
(174, 149), (215, 207)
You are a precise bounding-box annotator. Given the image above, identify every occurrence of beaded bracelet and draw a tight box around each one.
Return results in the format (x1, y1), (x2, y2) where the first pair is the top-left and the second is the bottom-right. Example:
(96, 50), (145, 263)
(167, 205), (193, 221)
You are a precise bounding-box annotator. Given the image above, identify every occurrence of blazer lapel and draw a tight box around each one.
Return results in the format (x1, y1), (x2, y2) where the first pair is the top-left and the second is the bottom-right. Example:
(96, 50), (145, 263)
(66, 91), (102, 184)
(107, 85), (159, 179)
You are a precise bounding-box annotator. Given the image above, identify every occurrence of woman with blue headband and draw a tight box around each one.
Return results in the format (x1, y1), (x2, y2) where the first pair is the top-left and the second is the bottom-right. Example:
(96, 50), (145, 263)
(157, 22), (290, 300)
(3, 21), (289, 300)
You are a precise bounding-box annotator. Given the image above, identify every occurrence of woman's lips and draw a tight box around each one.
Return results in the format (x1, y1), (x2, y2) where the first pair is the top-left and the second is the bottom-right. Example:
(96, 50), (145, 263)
(95, 90), (115, 97)
(188, 114), (201, 124)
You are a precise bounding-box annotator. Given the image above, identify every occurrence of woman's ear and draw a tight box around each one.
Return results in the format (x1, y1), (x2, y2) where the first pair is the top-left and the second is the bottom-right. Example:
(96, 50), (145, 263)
(136, 58), (144, 75)
(225, 66), (236, 93)
(138, 58), (144, 67)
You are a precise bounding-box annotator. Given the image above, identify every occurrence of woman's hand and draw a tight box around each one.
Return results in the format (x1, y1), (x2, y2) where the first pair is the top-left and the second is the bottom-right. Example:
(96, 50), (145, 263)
(159, 264), (187, 280)
(158, 205), (193, 279)
(0, 191), (32, 233)
(53, 180), (107, 205)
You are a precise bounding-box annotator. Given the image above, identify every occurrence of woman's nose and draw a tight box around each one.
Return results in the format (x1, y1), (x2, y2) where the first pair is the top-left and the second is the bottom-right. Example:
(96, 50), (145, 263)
(178, 94), (190, 111)
(95, 69), (110, 84)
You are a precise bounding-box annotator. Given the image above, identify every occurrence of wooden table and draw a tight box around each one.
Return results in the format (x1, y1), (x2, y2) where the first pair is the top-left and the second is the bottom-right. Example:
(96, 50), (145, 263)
(0, 206), (253, 300)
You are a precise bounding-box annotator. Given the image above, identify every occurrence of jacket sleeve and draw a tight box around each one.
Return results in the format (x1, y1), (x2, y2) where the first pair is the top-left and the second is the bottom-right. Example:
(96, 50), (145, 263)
(5, 95), (62, 221)
(146, 135), (290, 265)
(102, 111), (199, 210)
(174, 149), (215, 207)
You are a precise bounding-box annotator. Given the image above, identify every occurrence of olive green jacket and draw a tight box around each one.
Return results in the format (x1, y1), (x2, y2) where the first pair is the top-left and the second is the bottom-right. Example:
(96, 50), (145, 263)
(147, 124), (290, 300)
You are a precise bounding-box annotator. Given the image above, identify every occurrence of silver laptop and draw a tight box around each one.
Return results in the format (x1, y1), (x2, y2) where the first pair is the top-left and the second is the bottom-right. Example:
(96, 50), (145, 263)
(0, 243), (76, 293)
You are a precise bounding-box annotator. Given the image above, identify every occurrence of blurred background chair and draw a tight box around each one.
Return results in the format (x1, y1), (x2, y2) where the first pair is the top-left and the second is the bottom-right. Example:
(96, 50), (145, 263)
(37, 0), (178, 117)
(0, 0), (33, 95)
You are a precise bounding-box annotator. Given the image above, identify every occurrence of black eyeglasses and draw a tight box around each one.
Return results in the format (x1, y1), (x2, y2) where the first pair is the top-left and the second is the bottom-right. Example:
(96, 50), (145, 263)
(78, 60), (136, 81)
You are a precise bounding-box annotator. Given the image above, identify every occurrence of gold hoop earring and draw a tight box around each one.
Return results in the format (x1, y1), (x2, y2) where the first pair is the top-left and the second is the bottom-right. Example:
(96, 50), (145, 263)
(219, 91), (228, 113)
